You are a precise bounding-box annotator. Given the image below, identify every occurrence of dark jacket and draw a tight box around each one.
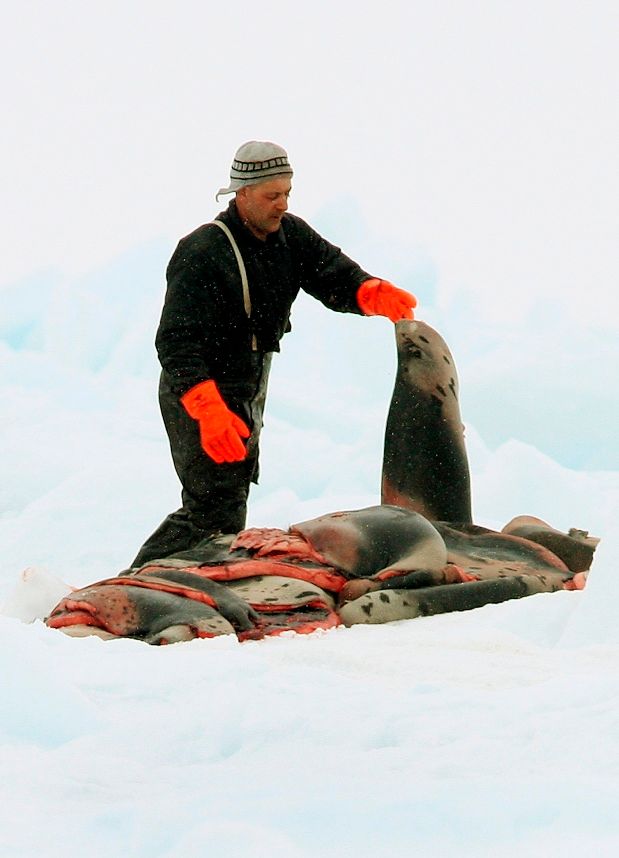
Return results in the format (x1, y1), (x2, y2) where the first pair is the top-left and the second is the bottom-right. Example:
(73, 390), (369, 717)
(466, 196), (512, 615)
(156, 201), (372, 396)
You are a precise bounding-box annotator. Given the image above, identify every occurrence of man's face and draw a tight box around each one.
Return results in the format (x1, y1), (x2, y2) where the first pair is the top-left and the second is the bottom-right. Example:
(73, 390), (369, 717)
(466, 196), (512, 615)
(236, 176), (292, 240)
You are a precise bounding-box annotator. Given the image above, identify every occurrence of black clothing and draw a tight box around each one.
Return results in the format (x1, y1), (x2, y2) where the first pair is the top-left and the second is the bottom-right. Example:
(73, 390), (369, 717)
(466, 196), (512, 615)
(131, 202), (373, 567)
(156, 201), (371, 396)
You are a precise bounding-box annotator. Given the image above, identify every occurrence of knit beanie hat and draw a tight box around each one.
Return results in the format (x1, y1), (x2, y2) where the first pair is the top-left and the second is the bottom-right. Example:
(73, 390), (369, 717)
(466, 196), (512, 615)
(216, 141), (293, 200)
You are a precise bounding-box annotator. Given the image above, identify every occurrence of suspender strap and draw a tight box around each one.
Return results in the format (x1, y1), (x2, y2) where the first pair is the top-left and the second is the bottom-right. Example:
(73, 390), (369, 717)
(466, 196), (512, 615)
(210, 220), (257, 351)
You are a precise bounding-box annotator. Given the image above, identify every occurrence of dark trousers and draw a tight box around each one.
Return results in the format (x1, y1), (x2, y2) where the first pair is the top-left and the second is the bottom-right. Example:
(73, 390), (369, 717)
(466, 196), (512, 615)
(131, 353), (272, 567)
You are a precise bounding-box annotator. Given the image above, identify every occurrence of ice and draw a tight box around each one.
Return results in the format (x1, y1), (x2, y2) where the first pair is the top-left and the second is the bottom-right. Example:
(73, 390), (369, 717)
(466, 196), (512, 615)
(1, 567), (72, 623)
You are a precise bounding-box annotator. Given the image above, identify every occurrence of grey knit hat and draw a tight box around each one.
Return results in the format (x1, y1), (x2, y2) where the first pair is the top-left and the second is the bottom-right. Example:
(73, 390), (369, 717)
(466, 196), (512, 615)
(216, 140), (293, 200)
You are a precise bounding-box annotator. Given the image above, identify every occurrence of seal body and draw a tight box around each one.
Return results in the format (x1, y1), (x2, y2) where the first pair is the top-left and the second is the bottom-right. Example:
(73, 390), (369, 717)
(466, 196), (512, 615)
(381, 320), (472, 523)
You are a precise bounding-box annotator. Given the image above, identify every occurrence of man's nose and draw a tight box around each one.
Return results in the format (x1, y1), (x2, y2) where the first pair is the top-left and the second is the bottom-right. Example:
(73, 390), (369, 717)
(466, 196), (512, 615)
(276, 195), (288, 212)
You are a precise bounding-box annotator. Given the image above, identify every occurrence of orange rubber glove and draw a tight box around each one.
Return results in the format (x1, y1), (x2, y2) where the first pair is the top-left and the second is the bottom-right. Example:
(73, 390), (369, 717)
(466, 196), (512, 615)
(357, 278), (417, 323)
(181, 379), (250, 464)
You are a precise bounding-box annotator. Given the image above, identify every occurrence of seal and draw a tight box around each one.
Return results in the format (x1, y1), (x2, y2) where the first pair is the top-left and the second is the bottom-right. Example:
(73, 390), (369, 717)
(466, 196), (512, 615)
(381, 320), (472, 523)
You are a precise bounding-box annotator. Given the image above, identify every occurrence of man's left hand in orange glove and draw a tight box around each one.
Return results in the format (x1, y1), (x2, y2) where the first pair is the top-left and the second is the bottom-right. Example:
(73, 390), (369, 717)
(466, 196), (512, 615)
(357, 278), (417, 323)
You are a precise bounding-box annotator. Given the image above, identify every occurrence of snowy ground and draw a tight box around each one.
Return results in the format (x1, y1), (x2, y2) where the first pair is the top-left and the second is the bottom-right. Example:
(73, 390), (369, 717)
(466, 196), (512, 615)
(2, 590), (619, 858)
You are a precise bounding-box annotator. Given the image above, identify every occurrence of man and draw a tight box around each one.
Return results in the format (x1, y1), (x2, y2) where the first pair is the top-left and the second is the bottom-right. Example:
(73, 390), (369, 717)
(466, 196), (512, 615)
(131, 141), (417, 567)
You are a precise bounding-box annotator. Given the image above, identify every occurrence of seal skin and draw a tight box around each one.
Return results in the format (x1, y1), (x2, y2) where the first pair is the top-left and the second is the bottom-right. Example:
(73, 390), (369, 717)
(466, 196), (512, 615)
(291, 505), (447, 579)
(500, 516), (599, 574)
(45, 321), (599, 642)
(339, 575), (555, 626)
(381, 320), (472, 524)
(45, 571), (257, 644)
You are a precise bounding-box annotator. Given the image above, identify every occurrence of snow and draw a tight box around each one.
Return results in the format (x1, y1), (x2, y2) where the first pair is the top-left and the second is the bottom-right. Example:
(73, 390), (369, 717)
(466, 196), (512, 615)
(2, 592), (619, 856)
(2, 3), (619, 855)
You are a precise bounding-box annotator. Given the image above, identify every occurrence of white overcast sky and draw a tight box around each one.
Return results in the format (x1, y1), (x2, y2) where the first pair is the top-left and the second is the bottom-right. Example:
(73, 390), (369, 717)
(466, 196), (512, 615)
(3, 0), (618, 330)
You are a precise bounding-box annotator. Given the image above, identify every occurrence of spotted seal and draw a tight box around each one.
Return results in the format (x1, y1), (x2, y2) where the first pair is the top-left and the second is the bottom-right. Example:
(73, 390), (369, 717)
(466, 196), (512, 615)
(381, 320), (472, 523)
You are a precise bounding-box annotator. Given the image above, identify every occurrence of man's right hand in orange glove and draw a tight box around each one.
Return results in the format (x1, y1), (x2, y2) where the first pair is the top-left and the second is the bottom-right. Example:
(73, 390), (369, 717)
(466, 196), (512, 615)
(357, 278), (417, 323)
(181, 379), (250, 464)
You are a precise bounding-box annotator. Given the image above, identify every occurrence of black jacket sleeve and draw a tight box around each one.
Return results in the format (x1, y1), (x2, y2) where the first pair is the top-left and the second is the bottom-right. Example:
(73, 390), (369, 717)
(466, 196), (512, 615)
(287, 215), (372, 314)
